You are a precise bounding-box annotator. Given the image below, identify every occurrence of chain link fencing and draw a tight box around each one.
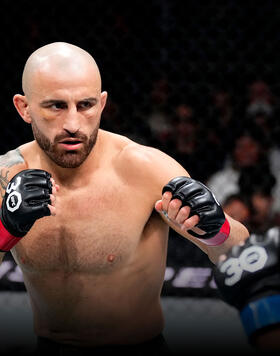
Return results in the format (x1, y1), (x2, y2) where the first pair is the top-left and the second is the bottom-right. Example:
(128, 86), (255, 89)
(1, 0), (280, 299)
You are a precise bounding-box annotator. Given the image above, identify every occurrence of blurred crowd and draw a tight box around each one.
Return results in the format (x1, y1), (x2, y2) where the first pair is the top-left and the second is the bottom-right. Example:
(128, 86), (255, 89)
(101, 79), (280, 235)
(1, 2), (279, 239)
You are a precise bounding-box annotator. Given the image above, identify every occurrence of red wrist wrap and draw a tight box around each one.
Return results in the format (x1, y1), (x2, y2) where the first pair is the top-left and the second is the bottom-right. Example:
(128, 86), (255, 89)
(0, 219), (20, 251)
(197, 218), (230, 246)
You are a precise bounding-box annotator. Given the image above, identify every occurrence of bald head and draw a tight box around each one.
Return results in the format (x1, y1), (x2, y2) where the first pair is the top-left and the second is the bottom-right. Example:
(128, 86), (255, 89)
(22, 42), (101, 97)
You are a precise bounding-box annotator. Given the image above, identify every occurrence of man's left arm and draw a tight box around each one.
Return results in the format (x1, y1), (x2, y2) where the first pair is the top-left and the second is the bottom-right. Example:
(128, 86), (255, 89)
(155, 176), (249, 264)
(122, 144), (249, 264)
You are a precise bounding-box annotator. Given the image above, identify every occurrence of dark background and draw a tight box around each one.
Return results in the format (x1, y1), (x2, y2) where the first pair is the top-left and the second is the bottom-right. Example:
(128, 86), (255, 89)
(1, 0), (280, 152)
(1, 0), (280, 296)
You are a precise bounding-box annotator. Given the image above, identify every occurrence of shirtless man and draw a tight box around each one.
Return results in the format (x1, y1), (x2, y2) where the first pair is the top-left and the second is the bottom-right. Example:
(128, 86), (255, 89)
(0, 42), (249, 355)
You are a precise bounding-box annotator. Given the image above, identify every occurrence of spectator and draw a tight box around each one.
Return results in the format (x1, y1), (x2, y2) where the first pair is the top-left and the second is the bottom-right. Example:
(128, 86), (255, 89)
(246, 80), (275, 118)
(206, 129), (270, 205)
(167, 103), (212, 181)
(222, 194), (251, 227)
(170, 104), (198, 158)
(238, 166), (280, 233)
(145, 77), (173, 149)
(207, 90), (241, 152)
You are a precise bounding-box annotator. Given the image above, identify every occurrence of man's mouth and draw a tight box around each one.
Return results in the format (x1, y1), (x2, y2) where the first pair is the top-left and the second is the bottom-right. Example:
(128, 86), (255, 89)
(58, 139), (83, 150)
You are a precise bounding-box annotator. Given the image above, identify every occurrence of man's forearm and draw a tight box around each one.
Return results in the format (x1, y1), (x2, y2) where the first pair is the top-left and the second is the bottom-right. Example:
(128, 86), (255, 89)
(205, 214), (249, 264)
(158, 210), (249, 264)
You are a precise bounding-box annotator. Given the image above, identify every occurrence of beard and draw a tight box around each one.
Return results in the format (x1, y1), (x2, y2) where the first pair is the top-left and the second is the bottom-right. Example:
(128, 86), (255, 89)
(31, 120), (99, 168)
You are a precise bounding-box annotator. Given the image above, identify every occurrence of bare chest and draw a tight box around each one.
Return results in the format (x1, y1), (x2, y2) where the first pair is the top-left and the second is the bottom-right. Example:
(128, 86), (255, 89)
(13, 182), (152, 274)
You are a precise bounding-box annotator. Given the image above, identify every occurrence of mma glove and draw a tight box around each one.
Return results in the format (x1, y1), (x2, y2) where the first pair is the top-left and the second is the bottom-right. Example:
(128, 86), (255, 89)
(0, 169), (52, 251)
(162, 176), (230, 246)
(213, 227), (280, 344)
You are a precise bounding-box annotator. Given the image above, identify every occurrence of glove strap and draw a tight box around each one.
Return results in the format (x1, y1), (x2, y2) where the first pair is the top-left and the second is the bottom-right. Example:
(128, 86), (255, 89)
(0, 218), (21, 252)
(240, 295), (280, 341)
(196, 218), (230, 246)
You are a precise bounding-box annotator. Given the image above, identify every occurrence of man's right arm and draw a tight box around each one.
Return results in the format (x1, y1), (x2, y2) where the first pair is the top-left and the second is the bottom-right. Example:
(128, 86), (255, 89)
(0, 148), (27, 264)
(0, 148), (58, 263)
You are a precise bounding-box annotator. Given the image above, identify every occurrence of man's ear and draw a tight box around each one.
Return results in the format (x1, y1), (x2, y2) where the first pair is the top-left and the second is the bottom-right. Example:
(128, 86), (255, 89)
(13, 94), (31, 123)
(100, 91), (108, 112)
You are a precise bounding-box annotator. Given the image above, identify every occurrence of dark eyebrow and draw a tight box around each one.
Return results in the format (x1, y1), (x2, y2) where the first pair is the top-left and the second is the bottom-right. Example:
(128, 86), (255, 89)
(40, 97), (98, 107)
(40, 99), (66, 107)
(79, 97), (98, 104)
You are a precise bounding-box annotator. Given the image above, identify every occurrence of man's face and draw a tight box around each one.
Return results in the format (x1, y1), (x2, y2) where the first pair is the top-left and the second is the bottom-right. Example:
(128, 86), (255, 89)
(26, 67), (107, 168)
(31, 118), (100, 168)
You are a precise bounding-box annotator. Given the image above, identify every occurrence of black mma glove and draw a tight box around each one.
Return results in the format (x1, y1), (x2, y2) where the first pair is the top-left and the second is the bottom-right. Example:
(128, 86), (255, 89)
(213, 227), (280, 343)
(162, 176), (230, 246)
(0, 169), (52, 251)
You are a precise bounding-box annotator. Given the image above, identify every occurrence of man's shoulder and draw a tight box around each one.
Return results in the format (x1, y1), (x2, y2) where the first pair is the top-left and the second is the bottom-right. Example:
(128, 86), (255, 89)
(109, 131), (189, 187)
(0, 146), (29, 198)
(102, 130), (160, 163)
(0, 147), (26, 168)
(117, 136), (167, 168)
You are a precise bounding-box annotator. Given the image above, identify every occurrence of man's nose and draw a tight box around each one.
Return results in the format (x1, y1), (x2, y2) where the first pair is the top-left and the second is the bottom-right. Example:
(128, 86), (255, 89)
(62, 106), (81, 133)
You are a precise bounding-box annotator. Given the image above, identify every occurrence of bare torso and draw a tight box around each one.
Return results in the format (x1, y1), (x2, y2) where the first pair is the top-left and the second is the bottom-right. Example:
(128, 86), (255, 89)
(10, 130), (170, 346)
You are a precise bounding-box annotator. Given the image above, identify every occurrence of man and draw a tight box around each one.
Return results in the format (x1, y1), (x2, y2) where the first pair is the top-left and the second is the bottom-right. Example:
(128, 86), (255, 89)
(0, 42), (249, 355)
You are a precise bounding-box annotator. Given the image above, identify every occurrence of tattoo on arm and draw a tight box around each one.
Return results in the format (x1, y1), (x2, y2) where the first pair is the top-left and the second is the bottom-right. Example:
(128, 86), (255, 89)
(0, 148), (24, 167)
(0, 170), (9, 198)
(0, 148), (24, 198)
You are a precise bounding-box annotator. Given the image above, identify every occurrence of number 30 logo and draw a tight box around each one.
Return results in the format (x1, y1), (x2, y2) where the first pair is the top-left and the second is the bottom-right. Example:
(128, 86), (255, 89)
(219, 245), (268, 286)
(6, 177), (22, 212)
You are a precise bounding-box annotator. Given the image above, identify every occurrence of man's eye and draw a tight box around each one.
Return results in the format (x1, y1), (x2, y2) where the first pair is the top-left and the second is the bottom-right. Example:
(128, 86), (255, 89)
(51, 102), (67, 110)
(78, 101), (93, 110)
